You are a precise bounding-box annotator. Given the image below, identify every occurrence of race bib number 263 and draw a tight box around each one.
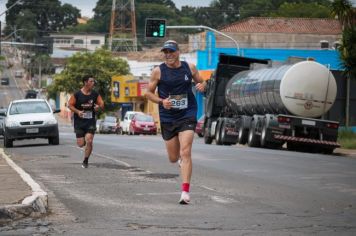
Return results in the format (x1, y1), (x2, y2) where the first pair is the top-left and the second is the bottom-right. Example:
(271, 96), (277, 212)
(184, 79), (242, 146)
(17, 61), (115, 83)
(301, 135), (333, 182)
(170, 94), (188, 109)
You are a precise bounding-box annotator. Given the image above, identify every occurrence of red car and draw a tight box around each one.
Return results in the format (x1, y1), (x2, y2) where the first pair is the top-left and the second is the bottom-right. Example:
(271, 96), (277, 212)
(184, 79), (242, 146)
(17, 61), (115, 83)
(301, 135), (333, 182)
(195, 115), (205, 137)
(129, 113), (157, 135)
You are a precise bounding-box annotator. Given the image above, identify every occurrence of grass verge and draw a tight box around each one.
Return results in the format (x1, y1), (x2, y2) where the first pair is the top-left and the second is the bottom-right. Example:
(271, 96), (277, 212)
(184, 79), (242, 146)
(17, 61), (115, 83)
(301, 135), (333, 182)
(338, 129), (356, 149)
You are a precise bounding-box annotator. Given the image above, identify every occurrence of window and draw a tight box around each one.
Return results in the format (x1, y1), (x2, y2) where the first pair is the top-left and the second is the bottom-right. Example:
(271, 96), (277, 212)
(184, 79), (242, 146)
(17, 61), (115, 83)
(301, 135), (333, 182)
(91, 40), (100, 44)
(74, 39), (84, 44)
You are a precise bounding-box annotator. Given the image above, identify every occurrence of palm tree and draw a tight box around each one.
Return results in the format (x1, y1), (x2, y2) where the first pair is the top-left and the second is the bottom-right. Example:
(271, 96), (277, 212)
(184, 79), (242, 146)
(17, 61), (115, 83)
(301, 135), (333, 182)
(331, 0), (355, 127)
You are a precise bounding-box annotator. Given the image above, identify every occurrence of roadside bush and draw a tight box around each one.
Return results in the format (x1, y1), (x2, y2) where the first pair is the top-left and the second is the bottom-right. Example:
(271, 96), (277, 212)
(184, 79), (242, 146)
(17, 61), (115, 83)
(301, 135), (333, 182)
(338, 129), (356, 149)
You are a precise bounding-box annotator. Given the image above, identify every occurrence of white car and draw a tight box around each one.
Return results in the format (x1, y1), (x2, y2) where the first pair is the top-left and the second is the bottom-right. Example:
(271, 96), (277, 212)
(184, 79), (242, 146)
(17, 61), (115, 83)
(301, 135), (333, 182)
(121, 111), (144, 135)
(2, 99), (61, 148)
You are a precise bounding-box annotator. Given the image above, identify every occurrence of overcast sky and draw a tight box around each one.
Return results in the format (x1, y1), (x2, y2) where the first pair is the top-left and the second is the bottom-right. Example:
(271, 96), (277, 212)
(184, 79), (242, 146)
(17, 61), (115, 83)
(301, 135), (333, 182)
(1, 0), (356, 22)
(59, 0), (211, 17)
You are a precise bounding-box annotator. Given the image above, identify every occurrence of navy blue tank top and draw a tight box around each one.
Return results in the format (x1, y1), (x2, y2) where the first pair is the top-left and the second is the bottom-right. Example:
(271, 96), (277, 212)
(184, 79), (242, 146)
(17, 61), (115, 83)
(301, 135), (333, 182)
(158, 61), (197, 123)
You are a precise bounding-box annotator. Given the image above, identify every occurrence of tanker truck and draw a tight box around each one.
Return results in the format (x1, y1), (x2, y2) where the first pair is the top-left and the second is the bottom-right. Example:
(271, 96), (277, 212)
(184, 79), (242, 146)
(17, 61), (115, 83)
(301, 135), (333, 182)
(203, 54), (340, 154)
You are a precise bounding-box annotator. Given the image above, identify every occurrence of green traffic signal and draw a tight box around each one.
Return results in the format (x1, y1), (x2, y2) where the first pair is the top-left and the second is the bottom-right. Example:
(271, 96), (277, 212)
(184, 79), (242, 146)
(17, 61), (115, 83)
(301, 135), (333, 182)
(145, 19), (166, 38)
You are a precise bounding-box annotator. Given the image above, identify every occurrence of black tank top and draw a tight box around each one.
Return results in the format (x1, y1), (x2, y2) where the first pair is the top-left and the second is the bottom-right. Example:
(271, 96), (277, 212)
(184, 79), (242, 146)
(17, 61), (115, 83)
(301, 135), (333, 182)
(73, 90), (99, 129)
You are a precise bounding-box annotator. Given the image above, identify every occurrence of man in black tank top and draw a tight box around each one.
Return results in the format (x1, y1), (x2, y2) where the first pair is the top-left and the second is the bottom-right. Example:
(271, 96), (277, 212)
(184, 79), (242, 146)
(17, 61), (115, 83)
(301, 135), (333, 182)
(145, 40), (206, 204)
(68, 75), (104, 168)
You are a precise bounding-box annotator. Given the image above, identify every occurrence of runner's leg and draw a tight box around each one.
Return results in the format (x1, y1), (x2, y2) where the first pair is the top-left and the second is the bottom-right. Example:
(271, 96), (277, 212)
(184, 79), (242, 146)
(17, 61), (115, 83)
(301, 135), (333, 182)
(165, 136), (180, 163)
(84, 132), (94, 158)
(178, 130), (194, 184)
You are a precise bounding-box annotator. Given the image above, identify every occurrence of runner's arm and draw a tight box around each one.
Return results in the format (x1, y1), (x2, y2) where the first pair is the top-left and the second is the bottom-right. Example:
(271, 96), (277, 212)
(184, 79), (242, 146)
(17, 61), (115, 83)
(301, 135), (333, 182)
(189, 63), (206, 92)
(68, 94), (82, 116)
(145, 66), (171, 109)
(94, 95), (105, 112)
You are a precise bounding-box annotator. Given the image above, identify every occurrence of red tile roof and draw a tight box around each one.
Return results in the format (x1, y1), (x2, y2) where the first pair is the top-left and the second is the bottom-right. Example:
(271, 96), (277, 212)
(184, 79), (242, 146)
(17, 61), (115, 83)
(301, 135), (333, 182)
(220, 17), (342, 35)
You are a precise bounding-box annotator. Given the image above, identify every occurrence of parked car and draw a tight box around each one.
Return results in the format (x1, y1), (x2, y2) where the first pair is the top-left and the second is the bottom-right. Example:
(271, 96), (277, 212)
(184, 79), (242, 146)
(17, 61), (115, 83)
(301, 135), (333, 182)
(195, 115), (205, 137)
(121, 111), (144, 134)
(98, 115), (120, 134)
(129, 113), (157, 135)
(1, 77), (9, 85)
(2, 99), (61, 148)
(0, 108), (7, 136)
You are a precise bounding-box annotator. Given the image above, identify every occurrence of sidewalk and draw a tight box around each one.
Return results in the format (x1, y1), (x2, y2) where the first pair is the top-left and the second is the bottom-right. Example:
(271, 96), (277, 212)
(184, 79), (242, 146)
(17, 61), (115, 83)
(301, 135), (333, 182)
(0, 149), (48, 225)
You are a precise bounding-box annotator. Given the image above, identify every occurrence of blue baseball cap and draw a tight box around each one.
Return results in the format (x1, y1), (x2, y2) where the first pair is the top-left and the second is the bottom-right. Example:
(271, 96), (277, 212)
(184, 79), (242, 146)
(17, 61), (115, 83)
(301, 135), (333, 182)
(161, 40), (179, 52)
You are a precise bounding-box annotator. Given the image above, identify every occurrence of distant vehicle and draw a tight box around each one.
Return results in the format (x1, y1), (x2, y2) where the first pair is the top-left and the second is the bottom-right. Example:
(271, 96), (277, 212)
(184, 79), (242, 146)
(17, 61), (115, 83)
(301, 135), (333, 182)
(15, 70), (23, 78)
(2, 99), (61, 148)
(0, 108), (7, 136)
(1, 77), (9, 85)
(98, 115), (120, 134)
(121, 111), (144, 135)
(25, 90), (37, 99)
(129, 113), (157, 135)
(195, 115), (205, 137)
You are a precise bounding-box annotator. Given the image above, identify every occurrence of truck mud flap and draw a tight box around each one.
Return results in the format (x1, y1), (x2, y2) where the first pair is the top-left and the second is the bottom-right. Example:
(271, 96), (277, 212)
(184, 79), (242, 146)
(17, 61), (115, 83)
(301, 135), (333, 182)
(274, 134), (340, 147)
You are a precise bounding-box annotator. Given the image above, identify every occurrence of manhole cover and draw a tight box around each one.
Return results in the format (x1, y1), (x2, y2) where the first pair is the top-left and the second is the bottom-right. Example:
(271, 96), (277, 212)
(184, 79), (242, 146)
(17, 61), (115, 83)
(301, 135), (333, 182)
(140, 173), (178, 179)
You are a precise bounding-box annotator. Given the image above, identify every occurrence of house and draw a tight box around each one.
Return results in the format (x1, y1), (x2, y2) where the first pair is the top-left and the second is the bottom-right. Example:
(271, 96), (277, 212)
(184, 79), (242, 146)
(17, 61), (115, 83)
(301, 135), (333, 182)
(50, 33), (106, 51)
(189, 17), (342, 51)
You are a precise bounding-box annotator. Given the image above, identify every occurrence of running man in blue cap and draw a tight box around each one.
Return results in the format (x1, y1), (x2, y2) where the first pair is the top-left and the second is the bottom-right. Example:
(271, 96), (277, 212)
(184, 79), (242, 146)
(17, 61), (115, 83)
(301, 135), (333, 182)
(145, 40), (206, 204)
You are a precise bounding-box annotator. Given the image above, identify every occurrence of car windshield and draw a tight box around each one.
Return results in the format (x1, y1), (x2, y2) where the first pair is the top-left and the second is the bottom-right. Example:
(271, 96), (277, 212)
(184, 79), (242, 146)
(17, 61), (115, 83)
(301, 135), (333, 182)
(135, 114), (154, 122)
(104, 116), (116, 123)
(9, 101), (50, 115)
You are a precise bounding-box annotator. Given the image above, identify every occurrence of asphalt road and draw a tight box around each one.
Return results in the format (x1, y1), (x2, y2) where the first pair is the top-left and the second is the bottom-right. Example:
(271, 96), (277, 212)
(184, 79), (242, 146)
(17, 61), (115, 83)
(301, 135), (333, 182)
(1, 124), (356, 235)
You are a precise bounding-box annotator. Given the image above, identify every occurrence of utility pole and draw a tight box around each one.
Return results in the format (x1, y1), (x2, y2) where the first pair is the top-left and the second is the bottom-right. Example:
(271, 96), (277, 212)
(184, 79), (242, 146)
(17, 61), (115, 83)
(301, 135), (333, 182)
(109, 0), (137, 52)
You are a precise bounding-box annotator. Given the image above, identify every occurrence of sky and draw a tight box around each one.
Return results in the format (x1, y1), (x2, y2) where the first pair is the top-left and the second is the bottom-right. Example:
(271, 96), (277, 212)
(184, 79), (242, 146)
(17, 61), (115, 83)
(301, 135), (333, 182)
(1, 0), (356, 22)
(0, 0), (211, 22)
(60, 0), (211, 17)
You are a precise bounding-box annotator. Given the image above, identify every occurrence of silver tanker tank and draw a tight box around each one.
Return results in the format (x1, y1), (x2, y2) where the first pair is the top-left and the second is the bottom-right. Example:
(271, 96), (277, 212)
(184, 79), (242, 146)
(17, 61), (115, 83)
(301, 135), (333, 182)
(225, 60), (337, 118)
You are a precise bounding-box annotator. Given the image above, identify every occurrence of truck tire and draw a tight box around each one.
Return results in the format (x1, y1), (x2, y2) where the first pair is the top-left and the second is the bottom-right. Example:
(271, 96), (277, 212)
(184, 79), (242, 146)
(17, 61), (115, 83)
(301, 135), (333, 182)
(204, 130), (213, 144)
(237, 118), (248, 145)
(215, 121), (223, 145)
(247, 120), (260, 147)
(260, 118), (281, 149)
(204, 119), (213, 144)
(220, 121), (232, 145)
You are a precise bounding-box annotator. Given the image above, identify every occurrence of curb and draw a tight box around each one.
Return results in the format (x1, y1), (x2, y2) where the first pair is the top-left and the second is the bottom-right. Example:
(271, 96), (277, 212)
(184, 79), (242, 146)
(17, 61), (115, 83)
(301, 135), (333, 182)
(0, 149), (48, 223)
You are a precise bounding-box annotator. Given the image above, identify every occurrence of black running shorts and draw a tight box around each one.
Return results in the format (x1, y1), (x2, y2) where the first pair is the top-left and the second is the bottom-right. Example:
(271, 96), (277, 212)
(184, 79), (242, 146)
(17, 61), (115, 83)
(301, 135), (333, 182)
(75, 126), (96, 138)
(160, 117), (197, 141)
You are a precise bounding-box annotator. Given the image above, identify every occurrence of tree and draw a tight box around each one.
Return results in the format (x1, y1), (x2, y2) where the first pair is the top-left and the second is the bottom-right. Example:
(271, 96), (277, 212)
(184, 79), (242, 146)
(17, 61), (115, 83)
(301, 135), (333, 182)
(269, 2), (331, 18)
(4, 0), (80, 40)
(47, 49), (130, 110)
(331, 0), (355, 127)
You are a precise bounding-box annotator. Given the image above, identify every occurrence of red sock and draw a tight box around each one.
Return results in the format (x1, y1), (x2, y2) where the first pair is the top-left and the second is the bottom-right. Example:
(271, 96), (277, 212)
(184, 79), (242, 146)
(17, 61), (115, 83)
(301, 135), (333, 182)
(182, 183), (190, 192)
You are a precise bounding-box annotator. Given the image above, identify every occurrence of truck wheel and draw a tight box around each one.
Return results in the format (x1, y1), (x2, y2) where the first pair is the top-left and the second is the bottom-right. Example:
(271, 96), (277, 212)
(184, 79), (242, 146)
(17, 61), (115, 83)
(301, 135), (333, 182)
(237, 123), (248, 145)
(204, 127), (213, 144)
(247, 120), (260, 147)
(4, 134), (13, 148)
(220, 121), (233, 145)
(215, 121), (223, 145)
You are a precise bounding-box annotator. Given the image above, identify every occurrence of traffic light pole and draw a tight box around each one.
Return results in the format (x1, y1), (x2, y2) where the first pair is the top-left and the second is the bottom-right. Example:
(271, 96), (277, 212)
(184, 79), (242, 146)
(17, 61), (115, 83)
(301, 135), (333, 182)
(166, 25), (240, 56)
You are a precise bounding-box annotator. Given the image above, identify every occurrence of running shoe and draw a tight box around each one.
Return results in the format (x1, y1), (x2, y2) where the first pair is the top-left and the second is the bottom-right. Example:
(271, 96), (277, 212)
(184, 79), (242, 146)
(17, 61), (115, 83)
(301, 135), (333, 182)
(178, 158), (182, 168)
(82, 160), (88, 168)
(179, 191), (190, 204)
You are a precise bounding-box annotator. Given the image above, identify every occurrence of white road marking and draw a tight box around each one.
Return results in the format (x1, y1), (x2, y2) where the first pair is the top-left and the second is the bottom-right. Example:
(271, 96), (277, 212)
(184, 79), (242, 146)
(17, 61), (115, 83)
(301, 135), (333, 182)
(69, 145), (131, 167)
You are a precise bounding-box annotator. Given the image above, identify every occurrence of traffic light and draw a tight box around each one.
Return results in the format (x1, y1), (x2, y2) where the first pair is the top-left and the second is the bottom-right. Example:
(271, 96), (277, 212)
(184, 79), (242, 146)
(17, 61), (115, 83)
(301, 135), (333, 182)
(145, 18), (166, 38)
